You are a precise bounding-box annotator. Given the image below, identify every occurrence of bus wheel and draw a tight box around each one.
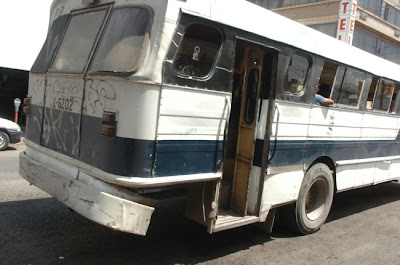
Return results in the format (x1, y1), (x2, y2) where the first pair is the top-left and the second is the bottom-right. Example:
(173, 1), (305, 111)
(295, 163), (334, 235)
(0, 131), (10, 151)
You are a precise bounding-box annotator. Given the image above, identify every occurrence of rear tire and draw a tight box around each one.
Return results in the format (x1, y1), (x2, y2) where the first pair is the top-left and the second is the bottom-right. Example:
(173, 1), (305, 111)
(294, 163), (334, 234)
(0, 131), (10, 151)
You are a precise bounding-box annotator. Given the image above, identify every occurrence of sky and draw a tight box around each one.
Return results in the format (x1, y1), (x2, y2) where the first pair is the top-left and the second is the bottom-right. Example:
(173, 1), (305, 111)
(0, 0), (54, 70)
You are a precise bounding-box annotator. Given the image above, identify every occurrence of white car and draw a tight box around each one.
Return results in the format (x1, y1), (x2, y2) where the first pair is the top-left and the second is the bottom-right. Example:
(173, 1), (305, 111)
(0, 118), (22, 151)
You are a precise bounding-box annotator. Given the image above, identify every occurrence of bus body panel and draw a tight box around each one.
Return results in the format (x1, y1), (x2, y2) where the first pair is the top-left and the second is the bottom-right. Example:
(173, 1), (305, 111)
(79, 79), (160, 177)
(155, 85), (229, 177)
(41, 75), (85, 158)
(335, 112), (400, 190)
(258, 169), (304, 209)
(25, 74), (46, 143)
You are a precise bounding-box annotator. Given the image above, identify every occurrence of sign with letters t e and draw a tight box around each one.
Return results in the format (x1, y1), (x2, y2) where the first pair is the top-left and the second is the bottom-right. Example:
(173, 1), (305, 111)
(336, 0), (358, 45)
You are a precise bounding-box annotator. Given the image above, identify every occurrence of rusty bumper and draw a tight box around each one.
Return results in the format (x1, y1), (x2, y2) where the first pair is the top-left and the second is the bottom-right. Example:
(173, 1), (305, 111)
(19, 151), (155, 236)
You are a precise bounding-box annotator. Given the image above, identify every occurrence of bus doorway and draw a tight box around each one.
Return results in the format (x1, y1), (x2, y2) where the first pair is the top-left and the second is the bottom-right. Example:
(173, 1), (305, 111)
(212, 41), (278, 232)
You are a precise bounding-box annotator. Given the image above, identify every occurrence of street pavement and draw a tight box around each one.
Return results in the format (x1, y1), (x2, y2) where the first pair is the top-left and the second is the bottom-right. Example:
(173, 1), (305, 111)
(1, 143), (400, 265)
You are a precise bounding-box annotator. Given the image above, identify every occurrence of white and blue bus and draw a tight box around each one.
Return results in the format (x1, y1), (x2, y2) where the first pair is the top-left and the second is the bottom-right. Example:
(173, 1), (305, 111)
(20, 0), (400, 236)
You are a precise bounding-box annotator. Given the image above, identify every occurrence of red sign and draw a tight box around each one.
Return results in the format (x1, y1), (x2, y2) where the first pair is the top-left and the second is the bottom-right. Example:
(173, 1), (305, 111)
(336, 0), (358, 45)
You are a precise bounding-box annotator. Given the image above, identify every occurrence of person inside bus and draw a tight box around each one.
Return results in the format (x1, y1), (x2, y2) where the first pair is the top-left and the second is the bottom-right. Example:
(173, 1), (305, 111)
(366, 92), (374, 110)
(315, 83), (334, 106)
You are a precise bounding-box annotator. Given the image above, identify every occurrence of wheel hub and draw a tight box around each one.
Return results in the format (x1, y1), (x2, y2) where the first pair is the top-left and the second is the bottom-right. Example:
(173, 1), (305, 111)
(305, 178), (328, 221)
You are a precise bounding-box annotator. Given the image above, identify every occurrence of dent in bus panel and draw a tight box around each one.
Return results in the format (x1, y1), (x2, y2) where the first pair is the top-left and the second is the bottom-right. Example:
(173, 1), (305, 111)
(173, 23), (223, 78)
(89, 7), (152, 74)
(49, 9), (108, 73)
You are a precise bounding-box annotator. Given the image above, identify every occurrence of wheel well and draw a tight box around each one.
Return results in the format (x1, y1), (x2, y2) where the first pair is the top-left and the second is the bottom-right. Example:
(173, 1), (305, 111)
(308, 156), (337, 192)
(0, 128), (10, 138)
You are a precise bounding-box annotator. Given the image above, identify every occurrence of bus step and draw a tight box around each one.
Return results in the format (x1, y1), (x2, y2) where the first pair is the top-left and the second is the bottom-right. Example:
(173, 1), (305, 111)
(211, 210), (259, 233)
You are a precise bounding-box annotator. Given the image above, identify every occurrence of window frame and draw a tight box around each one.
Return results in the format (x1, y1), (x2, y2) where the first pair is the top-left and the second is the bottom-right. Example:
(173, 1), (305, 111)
(370, 78), (397, 114)
(173, 22), (224, 80)
(48, 5), (111, 75)
(330, 66), (365, 109)
(88, 5), (154, 76)
(282, 53), (311, 97)
(31, 14), (70, 74)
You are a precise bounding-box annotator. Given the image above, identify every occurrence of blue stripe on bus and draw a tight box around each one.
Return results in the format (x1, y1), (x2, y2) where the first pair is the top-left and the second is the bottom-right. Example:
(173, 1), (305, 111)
(26, 105), (156, 177)
(155, 137), (400, 177)
(25, 104), (43, 144)
(253, 139), (306, 169)
(79, 114), (155, 178)
(254, 138), (400, 169)
(154, 140), (224, 177)
(24, 104), (400, 177)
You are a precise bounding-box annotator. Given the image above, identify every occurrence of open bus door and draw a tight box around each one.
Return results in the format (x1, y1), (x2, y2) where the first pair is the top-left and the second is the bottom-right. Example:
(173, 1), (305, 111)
(206, 41), (279, 233)
(230, 46), (264, 215)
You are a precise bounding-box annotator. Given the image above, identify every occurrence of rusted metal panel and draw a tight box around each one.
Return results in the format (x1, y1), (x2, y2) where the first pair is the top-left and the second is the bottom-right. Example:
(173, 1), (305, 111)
(19, 152), (155, 236)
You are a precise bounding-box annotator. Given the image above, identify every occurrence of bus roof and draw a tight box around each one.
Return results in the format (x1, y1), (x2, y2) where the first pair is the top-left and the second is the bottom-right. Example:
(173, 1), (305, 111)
(44, 0), (400, 81)
(176, 0), (400, 82)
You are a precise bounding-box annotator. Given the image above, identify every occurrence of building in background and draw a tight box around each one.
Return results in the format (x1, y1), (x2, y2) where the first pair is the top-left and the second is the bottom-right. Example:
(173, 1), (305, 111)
(0, 68), (28, 125)
(247, 0), (400, 65)
(0, 1), (52, 127)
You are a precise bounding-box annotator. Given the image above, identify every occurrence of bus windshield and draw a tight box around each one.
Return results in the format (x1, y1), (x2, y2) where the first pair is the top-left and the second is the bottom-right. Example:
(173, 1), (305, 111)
(49, 6), (151, 74)
(90, 7), (151, 74)
(50, 9), (108, 73)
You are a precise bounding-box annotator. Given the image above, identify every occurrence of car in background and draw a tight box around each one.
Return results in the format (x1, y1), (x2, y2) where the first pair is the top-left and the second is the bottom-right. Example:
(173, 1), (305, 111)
(0, 118), (22, 151)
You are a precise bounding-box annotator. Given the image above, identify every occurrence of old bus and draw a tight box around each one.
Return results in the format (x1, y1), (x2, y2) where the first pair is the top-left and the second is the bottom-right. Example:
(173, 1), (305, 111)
(20, 0), (400, 236)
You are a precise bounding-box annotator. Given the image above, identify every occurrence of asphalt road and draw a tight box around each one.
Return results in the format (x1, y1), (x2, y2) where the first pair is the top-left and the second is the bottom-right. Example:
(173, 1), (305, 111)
(1, 143), (400, 265)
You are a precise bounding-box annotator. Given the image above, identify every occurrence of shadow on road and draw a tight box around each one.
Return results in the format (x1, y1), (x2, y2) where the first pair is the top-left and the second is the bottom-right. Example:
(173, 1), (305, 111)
(0, 197), (272, 265)
(327, 181), (400, 222)
(1, 182), (400, 264)
(272, 181), (400, 238)
(5, 146), (17, 151)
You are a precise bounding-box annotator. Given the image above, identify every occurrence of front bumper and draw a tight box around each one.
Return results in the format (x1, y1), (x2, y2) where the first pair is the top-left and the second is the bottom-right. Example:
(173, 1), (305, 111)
(19, 151), (155, 236)
(8, 129), (22, 143)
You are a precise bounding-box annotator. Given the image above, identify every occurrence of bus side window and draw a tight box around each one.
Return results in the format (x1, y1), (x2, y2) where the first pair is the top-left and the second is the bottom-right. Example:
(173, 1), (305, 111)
(318, 61), (337, 100)
(283, 54), (309, 95)
(372, 80), (395, 112)
(331, 67), (364, 108)
(174, 23), (223, 78)
(365, 78), (399, 114)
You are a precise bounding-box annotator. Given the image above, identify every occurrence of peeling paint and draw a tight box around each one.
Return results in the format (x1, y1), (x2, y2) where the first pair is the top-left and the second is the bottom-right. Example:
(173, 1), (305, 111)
(106, 222), (116, 227)
(79, 198), (95, 205)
